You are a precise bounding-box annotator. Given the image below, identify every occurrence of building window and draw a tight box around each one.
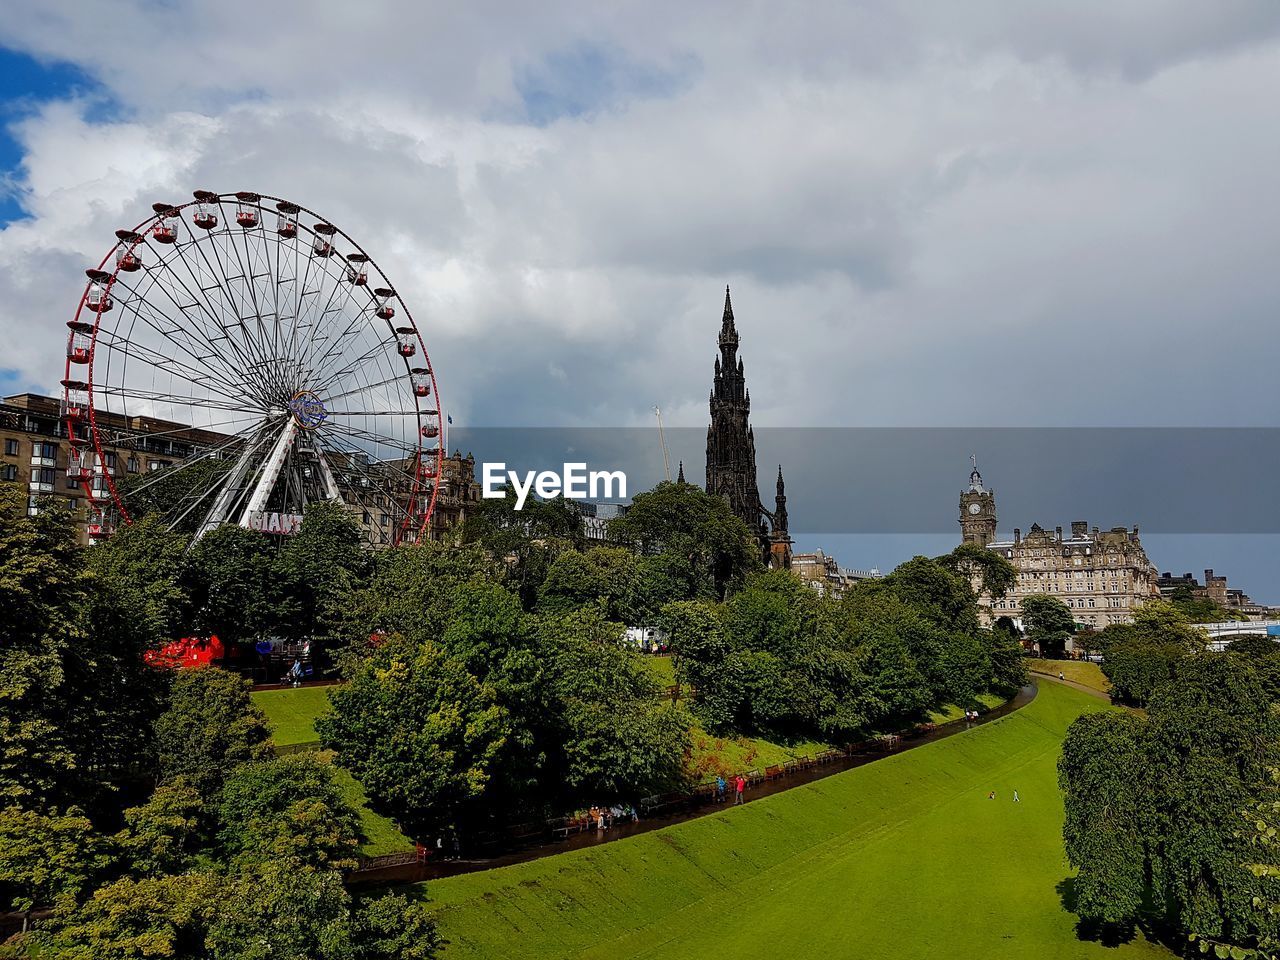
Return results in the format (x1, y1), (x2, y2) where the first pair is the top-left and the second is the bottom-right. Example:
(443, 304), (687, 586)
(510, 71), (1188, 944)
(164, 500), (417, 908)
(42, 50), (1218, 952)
(3, 439), (16, 456)
(127, 457), (139, 474)
(0, 464), (16, 481)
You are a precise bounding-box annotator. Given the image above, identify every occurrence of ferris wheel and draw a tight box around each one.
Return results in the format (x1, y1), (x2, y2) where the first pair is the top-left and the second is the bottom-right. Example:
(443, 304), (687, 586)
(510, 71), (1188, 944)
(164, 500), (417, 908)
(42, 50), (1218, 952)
(60, 190), (443, 546)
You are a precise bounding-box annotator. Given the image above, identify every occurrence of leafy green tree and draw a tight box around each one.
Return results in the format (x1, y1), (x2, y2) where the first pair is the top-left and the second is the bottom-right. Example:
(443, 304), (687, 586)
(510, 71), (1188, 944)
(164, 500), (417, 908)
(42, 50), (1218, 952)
(537, 546), (641, 621)
(1168, 584), (1247, 623)
(861, 556), (980, 636)
(351, 892), (441, 960)
(459, 490), (583, 608)
(608, 480), (761, 598)
(561, 698), (692, 801)
(331, 540), (495, 661)
(661, 599), (728, 692)
(1100, 601), (1206, 705)
(206, 861), (353, 960)
(985, 627), (1029, 694)
(1059, 711), (1150, 925)
(1020, 594), (1074, 658)
(1062, 654), (1280, 948)
(0, 485), (82, 805)
(216, 754), (360, 870)
(115, 779), (204, 878)
(938, 542), (1017, 601)
(318, 637), (509, 837)
(853, 620), (930, 728)
(440, 580), (529, 678)
(275, 500), (367, 643)
(0, 806), (112, 912)
(182, 525), (279, 642)
(15, 871), (220, 960)
(82, 515), (189, 651)
(154, 667), (271, 797)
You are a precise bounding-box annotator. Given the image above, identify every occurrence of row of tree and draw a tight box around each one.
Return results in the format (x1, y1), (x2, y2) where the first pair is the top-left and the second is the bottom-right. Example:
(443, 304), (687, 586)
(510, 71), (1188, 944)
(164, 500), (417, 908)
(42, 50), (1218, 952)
(1060, 610), (1280, 957)
(0, 486), (437, 958)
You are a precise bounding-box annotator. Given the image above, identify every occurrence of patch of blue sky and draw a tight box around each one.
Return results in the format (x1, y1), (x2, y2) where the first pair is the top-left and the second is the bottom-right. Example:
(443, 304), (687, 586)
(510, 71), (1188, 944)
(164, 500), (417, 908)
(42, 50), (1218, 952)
(0, 46), (106, 225)
(514, 42), (697, 126)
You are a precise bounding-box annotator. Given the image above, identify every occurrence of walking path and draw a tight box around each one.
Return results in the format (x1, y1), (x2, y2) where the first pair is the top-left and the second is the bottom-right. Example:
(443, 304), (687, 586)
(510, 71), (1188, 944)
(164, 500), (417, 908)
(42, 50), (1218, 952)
(349, 681), (1040, 886)
(1032, 672), (1113, 702)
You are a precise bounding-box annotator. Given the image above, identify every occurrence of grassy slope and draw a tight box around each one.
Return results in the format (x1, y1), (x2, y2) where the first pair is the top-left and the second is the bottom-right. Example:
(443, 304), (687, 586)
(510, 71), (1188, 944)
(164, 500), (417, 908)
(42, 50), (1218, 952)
(928, 691), (1006, 724)
(250, 687), (415, 857)
(425, 681), (1173, 960)
(1027, 659), (1111, 695)
(325, 757), (418, 857)
(250, 685), (333, 745)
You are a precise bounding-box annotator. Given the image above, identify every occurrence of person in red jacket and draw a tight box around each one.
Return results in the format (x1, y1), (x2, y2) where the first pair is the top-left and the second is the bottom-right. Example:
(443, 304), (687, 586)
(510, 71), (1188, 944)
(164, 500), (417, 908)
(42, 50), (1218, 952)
(734, 774), (746, 805)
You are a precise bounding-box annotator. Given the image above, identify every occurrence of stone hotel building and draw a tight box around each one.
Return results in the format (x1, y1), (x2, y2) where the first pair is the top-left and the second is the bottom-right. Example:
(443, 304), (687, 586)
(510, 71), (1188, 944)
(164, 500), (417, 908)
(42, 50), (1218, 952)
(959, 465), (1159, 629)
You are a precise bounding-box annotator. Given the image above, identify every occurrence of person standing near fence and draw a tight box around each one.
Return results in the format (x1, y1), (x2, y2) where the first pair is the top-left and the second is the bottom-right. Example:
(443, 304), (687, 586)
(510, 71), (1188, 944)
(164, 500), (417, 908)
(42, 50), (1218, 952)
(734, 774), (745, 805)
(716, 775), (726, 803)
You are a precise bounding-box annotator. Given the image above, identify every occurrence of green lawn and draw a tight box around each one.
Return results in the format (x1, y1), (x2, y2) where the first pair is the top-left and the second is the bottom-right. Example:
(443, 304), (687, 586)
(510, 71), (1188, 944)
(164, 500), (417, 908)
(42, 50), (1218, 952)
(250, 685), (333, 745)
(322, 753), (417, 857)
(1027, 659), (1111, 695)
(424, 680), (1174, 960)
(641, 655), (676, 688)
(249, 687), (414, 858)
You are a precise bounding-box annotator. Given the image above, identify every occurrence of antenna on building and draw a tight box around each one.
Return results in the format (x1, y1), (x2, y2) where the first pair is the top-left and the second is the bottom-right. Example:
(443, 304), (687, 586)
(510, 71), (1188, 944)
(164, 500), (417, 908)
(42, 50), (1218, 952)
(654, 406), (672, 482)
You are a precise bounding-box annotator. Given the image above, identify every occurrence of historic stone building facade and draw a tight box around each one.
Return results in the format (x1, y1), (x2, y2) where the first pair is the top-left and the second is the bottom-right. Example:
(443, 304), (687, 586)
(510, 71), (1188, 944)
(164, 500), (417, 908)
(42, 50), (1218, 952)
(959, 463), (1159, 629)
(792, 549), (881, 598)
(705, 287), (791, 568)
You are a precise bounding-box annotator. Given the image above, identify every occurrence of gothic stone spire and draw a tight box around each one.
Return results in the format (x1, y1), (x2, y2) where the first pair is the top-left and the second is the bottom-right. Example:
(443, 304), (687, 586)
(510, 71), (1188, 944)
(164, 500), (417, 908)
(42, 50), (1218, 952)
(706, 285), (762, 536)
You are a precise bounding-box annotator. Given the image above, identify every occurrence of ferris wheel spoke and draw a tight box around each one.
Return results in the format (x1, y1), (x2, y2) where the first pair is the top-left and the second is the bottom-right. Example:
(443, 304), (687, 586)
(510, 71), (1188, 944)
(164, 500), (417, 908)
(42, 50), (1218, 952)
(105, 269), (262, 398)
(320, 418), (425, 459)
(315, 337), (401, 396)
(90, 328), (263, 409)
(158, 229), (282, 402)
(325, 372), (414, 403)
(295, 259), (372, 390)
(127, 248), (276, 401)
(93, 413), (265, 447)
(204, 205), (296, 402)
(93, 384), (265, 418)
(233, 207), (292, 394)
(113, 419), (263, 497)
(317, 430), (425, 503)
(176, 228), (284, 400)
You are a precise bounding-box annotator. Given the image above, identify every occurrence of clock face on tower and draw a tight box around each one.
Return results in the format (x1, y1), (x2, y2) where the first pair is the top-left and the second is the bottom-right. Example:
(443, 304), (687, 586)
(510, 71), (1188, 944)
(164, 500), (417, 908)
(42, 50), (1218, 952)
(968, 501), (983, 515)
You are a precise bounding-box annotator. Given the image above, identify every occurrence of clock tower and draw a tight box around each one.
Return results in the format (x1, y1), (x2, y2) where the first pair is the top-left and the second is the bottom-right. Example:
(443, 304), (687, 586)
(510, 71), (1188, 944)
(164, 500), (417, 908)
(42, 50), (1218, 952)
(959, 456), (997, 546)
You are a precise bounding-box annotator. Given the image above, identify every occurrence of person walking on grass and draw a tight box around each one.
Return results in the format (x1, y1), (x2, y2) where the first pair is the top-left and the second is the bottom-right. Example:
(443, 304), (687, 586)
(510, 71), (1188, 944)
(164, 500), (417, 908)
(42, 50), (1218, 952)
(1013, 789), (1020, 802)
(734, 774), (746, 805)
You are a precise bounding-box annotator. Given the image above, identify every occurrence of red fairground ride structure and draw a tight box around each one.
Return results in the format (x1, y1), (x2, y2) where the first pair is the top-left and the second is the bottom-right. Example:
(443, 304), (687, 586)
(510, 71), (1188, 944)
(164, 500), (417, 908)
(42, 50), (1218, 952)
(61, 191), (443, 546)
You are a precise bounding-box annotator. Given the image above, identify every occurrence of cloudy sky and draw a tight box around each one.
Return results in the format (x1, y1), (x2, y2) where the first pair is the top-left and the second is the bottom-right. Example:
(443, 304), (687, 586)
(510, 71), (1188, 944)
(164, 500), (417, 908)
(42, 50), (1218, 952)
(1, 2), (1278, 594)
